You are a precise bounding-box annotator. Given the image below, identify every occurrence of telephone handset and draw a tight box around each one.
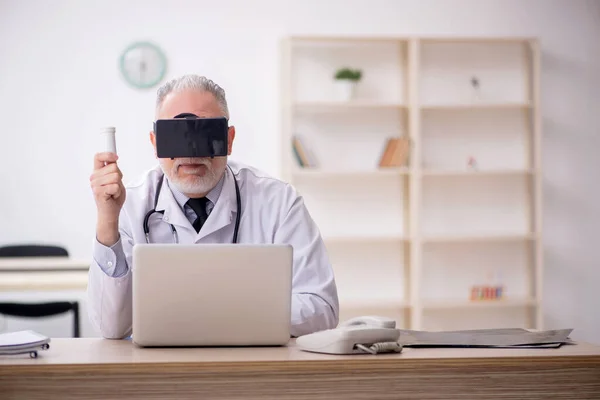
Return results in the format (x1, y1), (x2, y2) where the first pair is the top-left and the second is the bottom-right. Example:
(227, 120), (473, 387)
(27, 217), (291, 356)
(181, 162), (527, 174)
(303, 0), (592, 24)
(296, 316), (403, 355)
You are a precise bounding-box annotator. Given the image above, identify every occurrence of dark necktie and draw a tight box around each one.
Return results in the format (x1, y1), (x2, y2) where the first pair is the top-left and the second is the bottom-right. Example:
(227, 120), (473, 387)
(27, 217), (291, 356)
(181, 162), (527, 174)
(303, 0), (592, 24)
(186, 198), (209, 233)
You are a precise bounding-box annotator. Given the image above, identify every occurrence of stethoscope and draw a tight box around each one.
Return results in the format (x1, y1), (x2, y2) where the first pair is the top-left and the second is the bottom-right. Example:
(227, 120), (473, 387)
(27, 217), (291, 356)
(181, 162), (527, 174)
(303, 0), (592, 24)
(143, 165), (241, 244)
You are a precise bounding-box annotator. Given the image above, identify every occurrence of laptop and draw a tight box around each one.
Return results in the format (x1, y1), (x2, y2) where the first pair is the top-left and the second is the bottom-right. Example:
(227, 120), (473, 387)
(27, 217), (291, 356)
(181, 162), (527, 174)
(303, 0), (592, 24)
(131, 243), (293, 347)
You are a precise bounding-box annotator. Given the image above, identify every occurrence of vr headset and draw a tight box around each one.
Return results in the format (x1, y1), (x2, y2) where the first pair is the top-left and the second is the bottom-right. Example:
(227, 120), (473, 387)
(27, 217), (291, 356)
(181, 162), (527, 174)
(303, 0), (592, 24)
(154, 113), (228, 159)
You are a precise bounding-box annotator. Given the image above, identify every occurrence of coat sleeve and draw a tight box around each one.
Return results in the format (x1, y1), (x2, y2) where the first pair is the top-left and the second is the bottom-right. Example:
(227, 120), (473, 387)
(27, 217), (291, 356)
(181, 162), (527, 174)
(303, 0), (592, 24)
(86, 210), (134, 339)
(273, 184), (339, 337)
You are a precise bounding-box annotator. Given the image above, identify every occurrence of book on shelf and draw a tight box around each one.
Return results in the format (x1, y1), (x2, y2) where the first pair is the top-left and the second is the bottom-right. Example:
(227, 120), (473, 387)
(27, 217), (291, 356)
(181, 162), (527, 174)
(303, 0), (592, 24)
(292, 136), (317, 168)
(378, 137), (410, 168)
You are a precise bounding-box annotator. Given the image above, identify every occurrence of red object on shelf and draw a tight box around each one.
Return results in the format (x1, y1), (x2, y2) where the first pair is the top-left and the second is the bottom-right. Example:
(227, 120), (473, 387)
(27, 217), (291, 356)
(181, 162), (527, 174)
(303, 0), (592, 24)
(470, 285), (505, 301)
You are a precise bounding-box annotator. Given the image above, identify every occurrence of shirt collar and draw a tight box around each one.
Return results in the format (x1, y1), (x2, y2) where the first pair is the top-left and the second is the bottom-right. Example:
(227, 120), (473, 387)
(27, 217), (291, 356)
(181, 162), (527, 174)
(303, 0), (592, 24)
(166, 170), (225, 210)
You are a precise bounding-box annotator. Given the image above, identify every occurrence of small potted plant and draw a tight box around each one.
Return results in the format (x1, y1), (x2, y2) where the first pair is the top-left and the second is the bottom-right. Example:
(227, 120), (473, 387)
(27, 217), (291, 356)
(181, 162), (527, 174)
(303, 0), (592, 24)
(333, 67), (362, 101)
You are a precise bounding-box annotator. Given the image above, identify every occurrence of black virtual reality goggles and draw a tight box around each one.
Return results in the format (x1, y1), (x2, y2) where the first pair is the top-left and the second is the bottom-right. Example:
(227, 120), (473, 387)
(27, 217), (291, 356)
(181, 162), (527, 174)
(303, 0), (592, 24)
(154, 113), (228, 159)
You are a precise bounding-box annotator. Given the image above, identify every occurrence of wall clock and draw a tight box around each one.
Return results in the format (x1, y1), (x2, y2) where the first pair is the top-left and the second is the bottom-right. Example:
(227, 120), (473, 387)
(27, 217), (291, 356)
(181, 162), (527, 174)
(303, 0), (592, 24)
(119, 41), (167, 89)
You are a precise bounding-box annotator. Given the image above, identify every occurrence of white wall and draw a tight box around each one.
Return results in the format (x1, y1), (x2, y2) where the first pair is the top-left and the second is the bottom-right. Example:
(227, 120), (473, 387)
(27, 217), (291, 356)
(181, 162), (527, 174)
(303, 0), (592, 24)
(1, 0), (598, 343)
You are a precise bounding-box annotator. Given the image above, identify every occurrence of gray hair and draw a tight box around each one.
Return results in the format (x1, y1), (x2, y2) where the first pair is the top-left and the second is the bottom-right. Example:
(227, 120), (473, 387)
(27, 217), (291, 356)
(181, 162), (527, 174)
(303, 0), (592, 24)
(155, 74), (229, 119)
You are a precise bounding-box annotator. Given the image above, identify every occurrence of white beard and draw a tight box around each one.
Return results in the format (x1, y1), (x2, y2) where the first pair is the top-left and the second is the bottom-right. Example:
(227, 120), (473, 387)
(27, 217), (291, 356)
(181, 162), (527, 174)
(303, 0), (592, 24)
(160, 157), (225, 196)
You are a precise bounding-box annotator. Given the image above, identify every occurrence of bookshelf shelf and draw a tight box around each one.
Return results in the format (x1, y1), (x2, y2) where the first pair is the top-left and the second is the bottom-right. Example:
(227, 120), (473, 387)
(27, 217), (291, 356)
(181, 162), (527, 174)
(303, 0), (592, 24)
(341, 298), (410, 309)
(419, 36), (534, 44)
(324, 235), (409, 243)
(281, 36), (542, 331)
(292, 168), (409, 179)
(422, 234), (537, 244)
(421, 169), (535, 177)
(423, 298), (537, 310)
(421, 102), (531, 110)
(295, 101), (406, 111)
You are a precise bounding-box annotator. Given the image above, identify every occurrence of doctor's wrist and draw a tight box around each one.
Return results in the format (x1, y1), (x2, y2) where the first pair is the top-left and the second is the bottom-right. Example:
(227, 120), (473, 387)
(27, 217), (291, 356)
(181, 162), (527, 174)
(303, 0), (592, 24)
(96, 220), (120, 247)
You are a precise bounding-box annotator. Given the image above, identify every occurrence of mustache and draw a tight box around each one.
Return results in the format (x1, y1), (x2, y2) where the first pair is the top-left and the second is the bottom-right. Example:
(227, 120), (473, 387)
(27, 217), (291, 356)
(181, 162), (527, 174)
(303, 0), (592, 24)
(173, 158), (211, 168)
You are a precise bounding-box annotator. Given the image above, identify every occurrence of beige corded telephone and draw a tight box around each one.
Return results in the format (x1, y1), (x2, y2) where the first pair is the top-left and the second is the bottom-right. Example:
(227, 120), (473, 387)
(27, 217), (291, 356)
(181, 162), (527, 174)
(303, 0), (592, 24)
(296, 316), (402, 355)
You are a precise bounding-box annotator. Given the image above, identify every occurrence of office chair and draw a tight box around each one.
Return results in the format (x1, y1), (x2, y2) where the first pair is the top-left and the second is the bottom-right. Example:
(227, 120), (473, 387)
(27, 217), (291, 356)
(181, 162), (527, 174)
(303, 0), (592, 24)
(0, 302), (80, 338)
(0, 244), (69, 258)
(0, 244), (80, 337)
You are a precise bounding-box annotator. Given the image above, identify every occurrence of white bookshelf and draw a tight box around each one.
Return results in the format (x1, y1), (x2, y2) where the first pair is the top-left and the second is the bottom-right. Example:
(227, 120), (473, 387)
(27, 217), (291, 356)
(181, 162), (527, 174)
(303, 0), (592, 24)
(281, 36), (542, 331)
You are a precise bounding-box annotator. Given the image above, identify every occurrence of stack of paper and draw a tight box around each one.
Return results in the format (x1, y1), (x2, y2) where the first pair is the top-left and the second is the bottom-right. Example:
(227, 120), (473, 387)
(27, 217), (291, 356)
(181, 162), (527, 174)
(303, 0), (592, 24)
(398, 328), (574, 349)
(0, 330), (51, 358)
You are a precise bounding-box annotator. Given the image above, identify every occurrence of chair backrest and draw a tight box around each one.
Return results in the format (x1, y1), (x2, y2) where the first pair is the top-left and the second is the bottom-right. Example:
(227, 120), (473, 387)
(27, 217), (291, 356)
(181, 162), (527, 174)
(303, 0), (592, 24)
(0, 244), (69, 258)
(0, 245), (76, 336)
(0, 302), (80, 338)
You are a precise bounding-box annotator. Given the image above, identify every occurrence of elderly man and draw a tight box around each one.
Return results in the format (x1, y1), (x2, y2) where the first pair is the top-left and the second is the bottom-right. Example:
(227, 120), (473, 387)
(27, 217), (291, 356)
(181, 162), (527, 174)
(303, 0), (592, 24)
(88, 74), (338, 339)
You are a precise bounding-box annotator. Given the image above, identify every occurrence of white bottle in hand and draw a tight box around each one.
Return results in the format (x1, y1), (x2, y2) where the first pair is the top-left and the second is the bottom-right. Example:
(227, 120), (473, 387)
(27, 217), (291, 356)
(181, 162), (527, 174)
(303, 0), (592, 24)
(93, 126), (124, 247)
(101, 127), (117, 155)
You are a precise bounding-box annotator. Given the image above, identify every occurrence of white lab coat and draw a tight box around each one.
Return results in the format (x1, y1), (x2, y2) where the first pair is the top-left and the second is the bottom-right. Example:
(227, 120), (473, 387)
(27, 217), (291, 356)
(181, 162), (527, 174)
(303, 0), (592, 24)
(87, 160), (339, 339)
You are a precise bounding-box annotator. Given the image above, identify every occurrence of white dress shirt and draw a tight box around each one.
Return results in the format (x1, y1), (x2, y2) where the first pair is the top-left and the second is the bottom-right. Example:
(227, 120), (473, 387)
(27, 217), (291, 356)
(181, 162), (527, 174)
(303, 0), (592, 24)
(87, 160), (339, 339)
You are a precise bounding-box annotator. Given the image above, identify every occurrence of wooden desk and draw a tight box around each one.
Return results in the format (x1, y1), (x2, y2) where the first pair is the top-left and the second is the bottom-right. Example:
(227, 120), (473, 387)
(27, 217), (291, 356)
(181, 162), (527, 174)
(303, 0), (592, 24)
(1, 338), (599, 399)
(0, 257), (89, 292)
